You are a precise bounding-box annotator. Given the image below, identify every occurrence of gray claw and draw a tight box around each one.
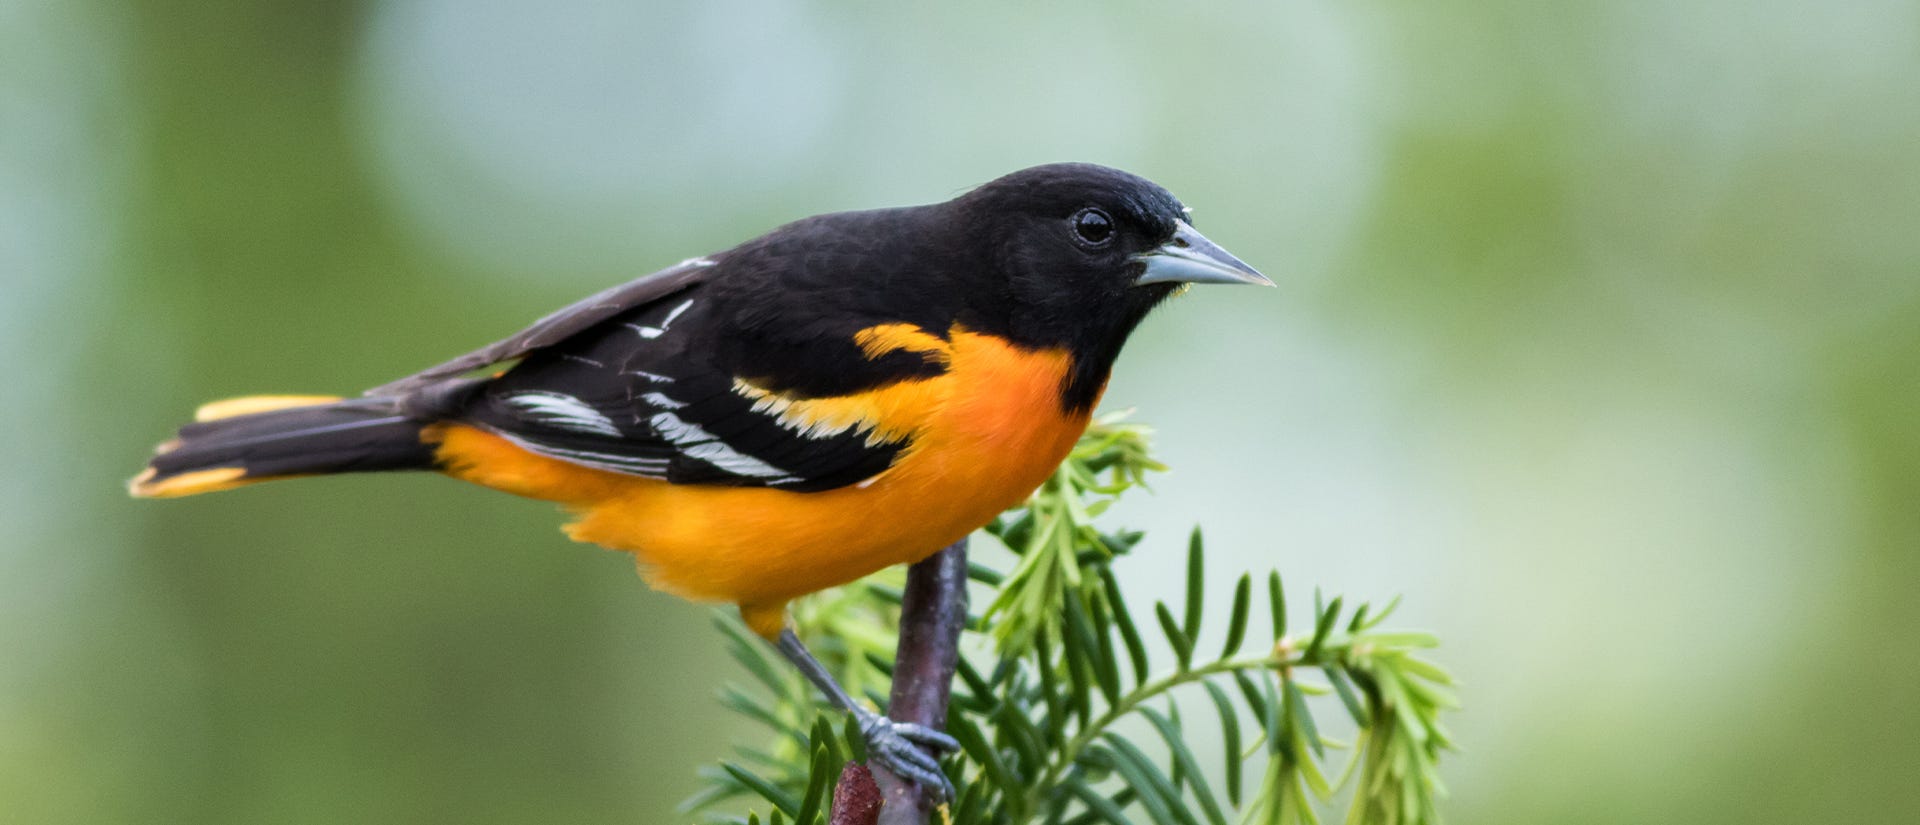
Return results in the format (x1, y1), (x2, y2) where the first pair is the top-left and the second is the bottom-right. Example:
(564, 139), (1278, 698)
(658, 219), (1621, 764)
(890, 722), (960, 752)
(858, 712), (956, 799)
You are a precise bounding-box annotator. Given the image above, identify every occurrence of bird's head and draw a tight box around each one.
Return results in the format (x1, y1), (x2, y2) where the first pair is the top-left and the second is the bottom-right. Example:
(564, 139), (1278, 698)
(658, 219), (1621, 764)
(951, 163), (1270, 410)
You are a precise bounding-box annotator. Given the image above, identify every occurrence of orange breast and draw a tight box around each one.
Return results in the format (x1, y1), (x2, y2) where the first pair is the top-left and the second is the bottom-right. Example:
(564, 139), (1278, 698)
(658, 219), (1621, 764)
(429, 328), (1092, 636)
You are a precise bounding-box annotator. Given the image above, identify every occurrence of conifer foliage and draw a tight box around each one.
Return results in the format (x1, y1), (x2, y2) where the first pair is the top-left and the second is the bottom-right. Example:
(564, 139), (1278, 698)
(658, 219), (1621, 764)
(688, 415), (1456, 825)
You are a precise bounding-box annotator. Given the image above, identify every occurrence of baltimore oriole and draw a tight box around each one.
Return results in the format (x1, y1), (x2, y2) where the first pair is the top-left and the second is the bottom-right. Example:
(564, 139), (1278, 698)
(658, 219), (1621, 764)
(130, 163), (1269, 793)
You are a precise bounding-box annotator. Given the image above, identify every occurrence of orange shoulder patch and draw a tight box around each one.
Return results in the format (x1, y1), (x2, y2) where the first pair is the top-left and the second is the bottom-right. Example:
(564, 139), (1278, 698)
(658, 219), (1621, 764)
(852, 323), (951, 365)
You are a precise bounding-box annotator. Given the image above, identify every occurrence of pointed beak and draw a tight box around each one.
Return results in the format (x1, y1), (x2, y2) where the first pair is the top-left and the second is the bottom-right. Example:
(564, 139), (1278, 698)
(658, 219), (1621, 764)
(1133, 220), (1272, 287)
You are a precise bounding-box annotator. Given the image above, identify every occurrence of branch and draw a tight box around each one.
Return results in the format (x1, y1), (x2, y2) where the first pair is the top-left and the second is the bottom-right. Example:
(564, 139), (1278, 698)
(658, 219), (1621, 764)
(871, 539), (969, 825)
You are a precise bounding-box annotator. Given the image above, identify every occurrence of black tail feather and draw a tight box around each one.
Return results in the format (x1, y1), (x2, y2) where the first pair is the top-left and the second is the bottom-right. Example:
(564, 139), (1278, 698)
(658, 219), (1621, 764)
(132, 397), (436, 497)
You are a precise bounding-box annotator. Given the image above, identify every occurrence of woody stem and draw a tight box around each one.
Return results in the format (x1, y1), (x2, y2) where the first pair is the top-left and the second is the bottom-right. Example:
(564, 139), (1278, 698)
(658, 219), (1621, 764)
(871, 539), (969, 825)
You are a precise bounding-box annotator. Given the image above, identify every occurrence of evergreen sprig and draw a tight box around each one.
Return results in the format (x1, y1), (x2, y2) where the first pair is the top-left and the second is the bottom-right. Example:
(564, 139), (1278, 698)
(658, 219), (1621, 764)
(981, 412), (1163, 657)
(689, 416), (1457, 825)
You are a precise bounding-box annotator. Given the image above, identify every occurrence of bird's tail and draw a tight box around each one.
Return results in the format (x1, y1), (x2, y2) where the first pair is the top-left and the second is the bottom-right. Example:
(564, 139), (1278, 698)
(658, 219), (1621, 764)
(129, 395), (439, 498)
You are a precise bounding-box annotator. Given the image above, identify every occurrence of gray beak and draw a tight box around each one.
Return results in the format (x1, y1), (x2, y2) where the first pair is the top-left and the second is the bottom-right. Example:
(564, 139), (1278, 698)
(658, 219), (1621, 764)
(1134, 220), (1272, 287)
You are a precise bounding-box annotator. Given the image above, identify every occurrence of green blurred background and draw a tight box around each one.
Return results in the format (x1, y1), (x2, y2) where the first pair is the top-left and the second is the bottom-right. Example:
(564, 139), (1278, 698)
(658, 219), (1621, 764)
(5, 0), (1917, 821)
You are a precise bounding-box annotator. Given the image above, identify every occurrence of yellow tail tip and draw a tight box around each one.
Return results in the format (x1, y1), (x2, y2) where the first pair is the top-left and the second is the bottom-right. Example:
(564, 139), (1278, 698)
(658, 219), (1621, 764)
(194, 394), (343, 422)
(128, 466), (251, 498)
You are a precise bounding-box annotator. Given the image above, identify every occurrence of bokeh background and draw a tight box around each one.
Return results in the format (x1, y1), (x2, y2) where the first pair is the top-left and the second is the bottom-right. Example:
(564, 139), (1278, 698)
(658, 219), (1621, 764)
(5, 0), (1918, 821)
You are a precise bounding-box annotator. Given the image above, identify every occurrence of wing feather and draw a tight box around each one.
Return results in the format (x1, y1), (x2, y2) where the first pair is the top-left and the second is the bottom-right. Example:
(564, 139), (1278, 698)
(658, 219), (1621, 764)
(453, 284), (920, 492)
(366, 257), (716, 398)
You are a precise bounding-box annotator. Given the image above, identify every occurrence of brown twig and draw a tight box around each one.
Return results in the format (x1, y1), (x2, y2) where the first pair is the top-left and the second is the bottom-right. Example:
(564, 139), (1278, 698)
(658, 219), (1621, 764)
(870, 539), (969, 825)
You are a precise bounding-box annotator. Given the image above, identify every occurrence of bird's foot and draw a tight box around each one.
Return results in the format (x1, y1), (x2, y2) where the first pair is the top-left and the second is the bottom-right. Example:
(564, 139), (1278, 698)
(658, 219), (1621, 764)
(857, 709), (958, 799)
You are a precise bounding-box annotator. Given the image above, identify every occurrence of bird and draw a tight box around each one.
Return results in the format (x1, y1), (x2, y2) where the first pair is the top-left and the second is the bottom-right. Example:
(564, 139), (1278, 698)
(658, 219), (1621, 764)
(129, 162), (1270, 795)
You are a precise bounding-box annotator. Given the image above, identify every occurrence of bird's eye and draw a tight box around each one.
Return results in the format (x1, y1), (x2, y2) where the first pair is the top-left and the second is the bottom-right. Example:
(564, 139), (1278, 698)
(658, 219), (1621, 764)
(1072, 208), (1114, 246)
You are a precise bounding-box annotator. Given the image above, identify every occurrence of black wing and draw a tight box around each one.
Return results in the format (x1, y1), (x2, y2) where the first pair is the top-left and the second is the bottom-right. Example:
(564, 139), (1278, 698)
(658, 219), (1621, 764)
(372, 208), (959, 492)
(366, 256), (716, 398)
(448, 281), (915, 492)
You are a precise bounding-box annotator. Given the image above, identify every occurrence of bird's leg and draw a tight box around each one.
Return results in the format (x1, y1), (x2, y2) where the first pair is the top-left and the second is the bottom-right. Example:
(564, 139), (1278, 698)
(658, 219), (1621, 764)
(773, 628), (958, 798)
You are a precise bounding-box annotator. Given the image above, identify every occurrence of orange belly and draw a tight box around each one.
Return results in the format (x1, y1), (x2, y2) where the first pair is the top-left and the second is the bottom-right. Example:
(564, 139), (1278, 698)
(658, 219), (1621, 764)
(428, 329), (1092, 637)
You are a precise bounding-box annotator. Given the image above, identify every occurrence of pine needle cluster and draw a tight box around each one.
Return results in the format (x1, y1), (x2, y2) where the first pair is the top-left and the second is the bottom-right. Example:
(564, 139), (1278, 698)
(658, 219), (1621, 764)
(689, 415), (1456, 825)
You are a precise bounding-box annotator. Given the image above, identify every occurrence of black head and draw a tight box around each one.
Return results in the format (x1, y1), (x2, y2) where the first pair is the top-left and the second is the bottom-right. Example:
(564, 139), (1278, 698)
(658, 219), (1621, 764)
(949, 163), (1269, 410)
